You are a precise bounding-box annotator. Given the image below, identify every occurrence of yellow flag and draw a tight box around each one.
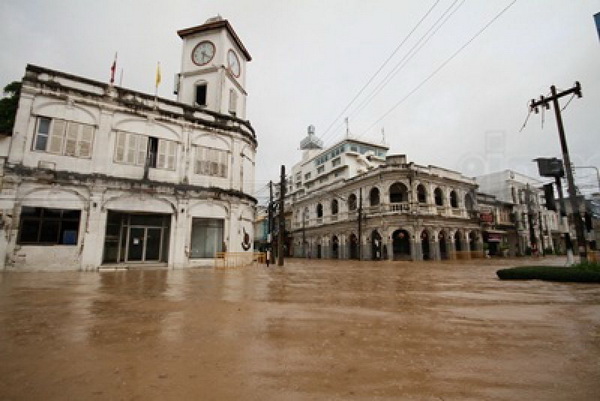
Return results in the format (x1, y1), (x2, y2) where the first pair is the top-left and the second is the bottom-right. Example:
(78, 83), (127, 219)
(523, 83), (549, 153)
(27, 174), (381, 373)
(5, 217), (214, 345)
(155, 62), (161, 87)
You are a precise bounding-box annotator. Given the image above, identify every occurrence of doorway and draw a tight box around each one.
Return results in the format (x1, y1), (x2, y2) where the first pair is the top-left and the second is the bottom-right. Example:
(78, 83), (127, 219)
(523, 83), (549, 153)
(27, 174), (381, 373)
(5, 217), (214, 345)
(103, 212), (170, 264)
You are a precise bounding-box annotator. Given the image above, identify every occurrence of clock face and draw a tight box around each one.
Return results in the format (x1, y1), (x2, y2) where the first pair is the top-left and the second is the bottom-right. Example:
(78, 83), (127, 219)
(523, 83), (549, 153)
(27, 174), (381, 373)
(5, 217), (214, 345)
(227, 49), (241, 77)
(192, 41), (215, 66)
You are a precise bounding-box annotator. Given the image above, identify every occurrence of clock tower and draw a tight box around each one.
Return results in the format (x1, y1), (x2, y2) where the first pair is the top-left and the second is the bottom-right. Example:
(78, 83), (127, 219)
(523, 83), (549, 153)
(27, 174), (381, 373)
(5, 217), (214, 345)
(176, 16), (251, 119)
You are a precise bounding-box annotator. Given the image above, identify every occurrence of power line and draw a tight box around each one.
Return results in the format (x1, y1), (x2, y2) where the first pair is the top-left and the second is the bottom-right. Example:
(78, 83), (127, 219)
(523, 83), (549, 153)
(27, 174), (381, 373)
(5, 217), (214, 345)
(360, 0), (518, 138)
(346, 0), (466, 144)
(316, 0), (442, 144)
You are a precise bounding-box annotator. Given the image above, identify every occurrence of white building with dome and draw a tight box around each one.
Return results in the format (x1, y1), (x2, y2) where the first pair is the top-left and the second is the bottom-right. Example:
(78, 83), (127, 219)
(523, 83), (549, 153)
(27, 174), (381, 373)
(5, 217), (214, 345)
(286, 128), (482, 261)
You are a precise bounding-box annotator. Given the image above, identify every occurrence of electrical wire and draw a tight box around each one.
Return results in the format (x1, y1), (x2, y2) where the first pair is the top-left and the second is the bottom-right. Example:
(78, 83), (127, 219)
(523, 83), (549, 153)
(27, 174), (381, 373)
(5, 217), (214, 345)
(359, 0), (519, 138)
(518, 101), (532, 133)
(345, 0), (466, 143)
(316, 0), (442, 144)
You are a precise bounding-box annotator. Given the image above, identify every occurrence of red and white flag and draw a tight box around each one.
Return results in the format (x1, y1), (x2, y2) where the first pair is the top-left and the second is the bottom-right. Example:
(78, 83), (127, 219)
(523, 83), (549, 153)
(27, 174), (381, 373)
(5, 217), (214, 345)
(110, 53), (117, 84)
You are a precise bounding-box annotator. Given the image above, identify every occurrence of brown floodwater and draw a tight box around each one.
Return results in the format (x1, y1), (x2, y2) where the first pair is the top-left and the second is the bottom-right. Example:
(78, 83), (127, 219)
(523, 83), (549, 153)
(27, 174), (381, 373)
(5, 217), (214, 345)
(1, 257), (599, 400)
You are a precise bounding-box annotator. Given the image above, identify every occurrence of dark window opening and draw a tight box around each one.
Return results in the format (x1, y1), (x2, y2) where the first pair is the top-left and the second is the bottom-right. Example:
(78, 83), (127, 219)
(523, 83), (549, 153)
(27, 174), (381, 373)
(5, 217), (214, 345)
(450, 191), (458, 208)
(348, 194), (357, 211)
(434, 188), (444, 206)
(18, 207), (81, 245)
(196, 84), (207, 106)
(417, 185), (427, 203)
(147, 137), (158, 168)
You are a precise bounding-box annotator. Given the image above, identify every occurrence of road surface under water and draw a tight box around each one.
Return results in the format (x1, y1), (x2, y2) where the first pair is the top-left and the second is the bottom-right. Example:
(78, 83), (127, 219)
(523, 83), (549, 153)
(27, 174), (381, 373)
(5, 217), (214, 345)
(1, 257), (599, 400)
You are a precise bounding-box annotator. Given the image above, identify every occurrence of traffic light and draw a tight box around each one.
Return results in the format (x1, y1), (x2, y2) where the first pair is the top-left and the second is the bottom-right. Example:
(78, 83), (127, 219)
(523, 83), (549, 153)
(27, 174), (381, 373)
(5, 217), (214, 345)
(543, 183), (556, 211)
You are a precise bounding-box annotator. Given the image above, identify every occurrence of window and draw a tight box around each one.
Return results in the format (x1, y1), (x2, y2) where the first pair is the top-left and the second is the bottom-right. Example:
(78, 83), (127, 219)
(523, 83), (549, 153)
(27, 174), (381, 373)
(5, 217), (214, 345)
(34, 117), (94, 158)
(417, 185), (427, 203)
(190, 218), (223, 258)
(348, 194), (357, 211)
(332, 157), (341, 167)
(434, 188), (444, 206)
(18, 207), (81, 245)
(228, 89), (237, 115)
(317, 165), (325, 174)
(304, 172), (311, 180)
(316, 204), (323, 218)
(389, 183), (408, 203)
(196, 84), (207, 106)
(114, 131), (148, 166)
(156, 138), (177, 170)
(34, 117), (51, 151)
(194, 146), (228, 178)
(370, 187), (380, 206)
(450, 191), (458, 208)
(114, 132), (177, 170)
(331, 199), (339, 215)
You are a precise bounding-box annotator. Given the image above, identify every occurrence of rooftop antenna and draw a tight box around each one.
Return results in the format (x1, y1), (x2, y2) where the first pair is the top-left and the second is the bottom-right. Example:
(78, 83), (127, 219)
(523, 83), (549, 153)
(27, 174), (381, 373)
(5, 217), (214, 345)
(345, 117), (350, 139)
(381, 127), (386, 144)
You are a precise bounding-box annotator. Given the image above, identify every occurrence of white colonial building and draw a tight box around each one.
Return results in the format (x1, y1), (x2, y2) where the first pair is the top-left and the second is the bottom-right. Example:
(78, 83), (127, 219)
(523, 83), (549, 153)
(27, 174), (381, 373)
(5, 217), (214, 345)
(0, 17), (257, 270)
(286, 128), (482, 261)
(475, 170), (567, 255)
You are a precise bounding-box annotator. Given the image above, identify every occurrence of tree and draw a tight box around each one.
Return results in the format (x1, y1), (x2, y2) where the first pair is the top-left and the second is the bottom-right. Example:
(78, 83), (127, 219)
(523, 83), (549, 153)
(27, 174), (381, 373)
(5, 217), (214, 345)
(0, 81), (21, 135)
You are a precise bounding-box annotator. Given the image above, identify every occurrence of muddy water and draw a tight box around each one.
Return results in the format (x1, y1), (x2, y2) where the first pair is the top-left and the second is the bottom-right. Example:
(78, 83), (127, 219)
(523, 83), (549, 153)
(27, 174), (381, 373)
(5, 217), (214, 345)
(0, 257), (599, 400)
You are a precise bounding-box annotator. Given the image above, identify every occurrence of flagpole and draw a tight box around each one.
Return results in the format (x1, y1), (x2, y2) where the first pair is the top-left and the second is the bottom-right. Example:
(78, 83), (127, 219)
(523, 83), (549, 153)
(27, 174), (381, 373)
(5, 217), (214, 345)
(119, 68), (123, 87)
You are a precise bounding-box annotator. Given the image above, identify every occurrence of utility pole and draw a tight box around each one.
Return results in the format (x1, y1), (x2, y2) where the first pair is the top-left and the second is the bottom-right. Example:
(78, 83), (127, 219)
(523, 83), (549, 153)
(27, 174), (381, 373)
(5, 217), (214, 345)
(555, 176), (575, 264)
(530, 82), (587, 262)
(526, 184), (538, 255)
(277, 165), (286, 266)
(268, 180), (274, 264)
(357, 188), (363, 260)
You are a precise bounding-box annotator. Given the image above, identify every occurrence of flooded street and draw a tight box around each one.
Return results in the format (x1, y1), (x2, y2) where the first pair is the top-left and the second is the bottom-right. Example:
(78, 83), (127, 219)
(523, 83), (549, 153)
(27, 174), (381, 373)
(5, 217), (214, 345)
(1, 257), (599, 401)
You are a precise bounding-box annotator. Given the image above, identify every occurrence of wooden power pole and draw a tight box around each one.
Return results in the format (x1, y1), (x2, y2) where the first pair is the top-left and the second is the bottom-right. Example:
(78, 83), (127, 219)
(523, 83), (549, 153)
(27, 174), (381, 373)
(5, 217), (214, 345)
(530, 82), (587, 262)
(277, 165), (286, 266)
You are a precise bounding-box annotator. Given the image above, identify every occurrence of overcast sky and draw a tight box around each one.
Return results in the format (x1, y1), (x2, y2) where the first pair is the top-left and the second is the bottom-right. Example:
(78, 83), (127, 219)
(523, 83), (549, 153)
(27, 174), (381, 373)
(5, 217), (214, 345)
(1, 0), (599, 200)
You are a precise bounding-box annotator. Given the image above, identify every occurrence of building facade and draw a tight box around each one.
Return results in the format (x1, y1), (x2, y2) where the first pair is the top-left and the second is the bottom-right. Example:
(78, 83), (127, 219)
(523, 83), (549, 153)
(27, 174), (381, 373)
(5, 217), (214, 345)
(475, 170), (567, 256)
(0, 17), (257, 270)
(284, 131), (482, 261)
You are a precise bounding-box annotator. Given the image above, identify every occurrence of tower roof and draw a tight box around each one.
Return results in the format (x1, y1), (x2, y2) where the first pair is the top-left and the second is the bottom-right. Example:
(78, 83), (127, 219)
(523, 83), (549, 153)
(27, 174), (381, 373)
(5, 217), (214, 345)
(177, 17), (252, 61)
(300, 125), (323, 150)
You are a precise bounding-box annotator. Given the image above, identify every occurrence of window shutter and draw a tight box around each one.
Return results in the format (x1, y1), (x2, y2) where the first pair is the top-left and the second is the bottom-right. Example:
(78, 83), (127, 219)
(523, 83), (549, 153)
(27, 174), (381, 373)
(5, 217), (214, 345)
(157, 139), (167, 169)
(220, 150), (228, 177)
(136, 135), (148, 166)
(210, 148), (219, 176)
(48, 119), (66, 154)
(202, 148), (210, 175)
(78, 125), (94, 158)
(115, 132), (126, 162)
(167, 141), (176, 170)
(125, 133), (136, 164)
(64, 122), (79, 156)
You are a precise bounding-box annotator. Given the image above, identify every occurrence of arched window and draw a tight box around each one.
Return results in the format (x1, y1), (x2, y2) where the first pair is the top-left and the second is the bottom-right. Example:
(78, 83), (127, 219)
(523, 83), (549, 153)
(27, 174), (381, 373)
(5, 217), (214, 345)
(417, 184), (427, 204)
(434, 188), (444, 206)
(369, 187), (380, 206)
(389, 183), (408, 203)
(316, 203), (323, 218)
(348, 194), (357, 211)
(450, 190), (458, 208)
(331, 199), (339, 215)
(464, 193), (475, 211)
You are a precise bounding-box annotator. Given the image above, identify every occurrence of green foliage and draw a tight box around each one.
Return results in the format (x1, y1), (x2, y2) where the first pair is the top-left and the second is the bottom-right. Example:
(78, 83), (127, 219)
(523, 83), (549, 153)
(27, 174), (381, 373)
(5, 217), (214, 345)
(571, 261), (600, 272)
(497, 265), (600, 283)
(0, 81), (21, 134)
